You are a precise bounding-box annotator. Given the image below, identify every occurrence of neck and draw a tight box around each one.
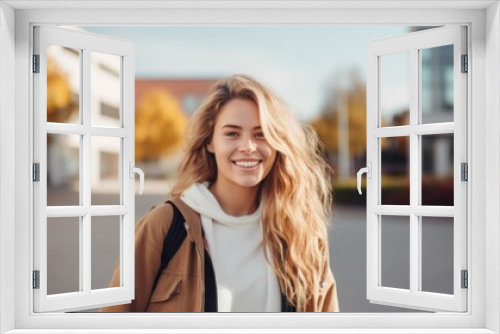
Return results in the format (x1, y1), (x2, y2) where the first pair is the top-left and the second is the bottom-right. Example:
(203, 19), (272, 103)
(208, 180), (259, 216)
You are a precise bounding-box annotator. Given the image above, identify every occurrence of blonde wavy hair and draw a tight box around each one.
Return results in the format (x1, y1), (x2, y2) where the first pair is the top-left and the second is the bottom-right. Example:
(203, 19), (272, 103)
(170, 75), (333, 311)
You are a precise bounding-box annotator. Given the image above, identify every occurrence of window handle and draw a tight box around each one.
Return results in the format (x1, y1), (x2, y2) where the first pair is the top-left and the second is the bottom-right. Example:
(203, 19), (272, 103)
(357, 162), (371, 195)
(129, 162), (145, 195)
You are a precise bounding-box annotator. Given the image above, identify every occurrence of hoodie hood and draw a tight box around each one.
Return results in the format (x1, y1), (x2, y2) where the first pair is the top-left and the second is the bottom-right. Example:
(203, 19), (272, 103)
(180, 181), (262, 226)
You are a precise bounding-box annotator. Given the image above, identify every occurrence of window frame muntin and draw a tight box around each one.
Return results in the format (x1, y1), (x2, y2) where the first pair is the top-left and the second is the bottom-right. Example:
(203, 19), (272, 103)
(4, 4), (495, 333)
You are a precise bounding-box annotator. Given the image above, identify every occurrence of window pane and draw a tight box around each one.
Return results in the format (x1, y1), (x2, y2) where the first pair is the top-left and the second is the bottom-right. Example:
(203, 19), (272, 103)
(92, 216), (120, 290)
(421, 217), (454, 294)
(91, 52), (121, 127)
(421, 134), (454, 206)
(91, 137), (121, 205)
(381, 136), (410, 205)
(421, 45), (454, 124)
(47, 217), (80, 295)
(380, 51), (410, 127)
(47, 133), (80, 206)
(47, 45), (80, 124)
(381, 215), (410, 290)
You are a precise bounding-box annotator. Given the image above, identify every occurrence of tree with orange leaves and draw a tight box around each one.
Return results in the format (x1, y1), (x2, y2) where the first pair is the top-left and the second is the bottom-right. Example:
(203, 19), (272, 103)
(311, 69), (368, 158)
(47, 55), (77, 123)
(135, 90), (187, 161)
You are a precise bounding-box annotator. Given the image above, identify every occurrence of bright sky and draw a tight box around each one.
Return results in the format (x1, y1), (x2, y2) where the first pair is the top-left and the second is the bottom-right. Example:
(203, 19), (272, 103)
(80, 26), (411, 122)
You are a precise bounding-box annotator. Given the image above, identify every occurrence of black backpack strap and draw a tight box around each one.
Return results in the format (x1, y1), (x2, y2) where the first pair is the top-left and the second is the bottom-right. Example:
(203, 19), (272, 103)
(201, 228), (218, 312)
(150, 200), (187, 298)
(281, 293), (297, 312)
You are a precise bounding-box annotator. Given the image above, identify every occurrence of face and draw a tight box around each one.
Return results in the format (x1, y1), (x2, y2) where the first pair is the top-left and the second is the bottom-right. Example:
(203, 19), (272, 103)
(207, 98), (277, 190)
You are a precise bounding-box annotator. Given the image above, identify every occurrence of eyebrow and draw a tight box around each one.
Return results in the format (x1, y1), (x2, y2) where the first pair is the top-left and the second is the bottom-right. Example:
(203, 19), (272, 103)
(221, 125), (262, 130)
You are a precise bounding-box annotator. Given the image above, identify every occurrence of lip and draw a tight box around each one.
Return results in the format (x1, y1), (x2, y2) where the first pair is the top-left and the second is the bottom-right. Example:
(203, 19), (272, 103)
(231, 159), (262, 162)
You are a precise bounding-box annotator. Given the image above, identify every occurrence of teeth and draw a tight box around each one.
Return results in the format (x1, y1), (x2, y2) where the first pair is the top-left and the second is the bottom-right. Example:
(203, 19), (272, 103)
(235, 161), (260, 168)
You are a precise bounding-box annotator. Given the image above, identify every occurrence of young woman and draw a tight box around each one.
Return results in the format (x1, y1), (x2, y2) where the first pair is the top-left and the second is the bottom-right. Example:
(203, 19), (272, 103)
(101, 75), (339, 312)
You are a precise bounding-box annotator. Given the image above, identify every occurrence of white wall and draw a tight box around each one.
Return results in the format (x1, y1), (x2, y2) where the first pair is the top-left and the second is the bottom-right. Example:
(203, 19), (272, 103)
(486, 2), (500, 333)
(0, 2), (16, 333)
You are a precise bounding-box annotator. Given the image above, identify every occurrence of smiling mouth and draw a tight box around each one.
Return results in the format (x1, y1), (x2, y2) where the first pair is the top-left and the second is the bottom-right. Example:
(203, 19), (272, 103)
(232, 161), (262, 169)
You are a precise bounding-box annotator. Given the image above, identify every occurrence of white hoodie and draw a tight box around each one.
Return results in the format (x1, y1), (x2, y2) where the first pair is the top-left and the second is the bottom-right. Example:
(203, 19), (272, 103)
(181, 181), (281, 312)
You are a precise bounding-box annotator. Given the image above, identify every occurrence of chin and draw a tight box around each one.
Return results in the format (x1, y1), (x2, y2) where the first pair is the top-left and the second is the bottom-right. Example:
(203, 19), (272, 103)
(233, 178), (262, 188)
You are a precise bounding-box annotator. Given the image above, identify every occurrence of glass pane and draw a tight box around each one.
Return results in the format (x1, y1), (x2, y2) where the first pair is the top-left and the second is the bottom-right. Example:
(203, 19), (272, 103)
(380, 51), (410, 127)
(91, 52), (121, 127)
(91, 137), (121, 205)
(421, 45), (454, 124)
(381, 215), (410, 290)
(381, 136), (410, 205)
(47, 45), (80, 124)
(47, 217), (80, 295)
(421, 134), (454, 206)
(421, 217), (454, 294)
(47, 133), (80, 206)
(92, 216), (120, 290)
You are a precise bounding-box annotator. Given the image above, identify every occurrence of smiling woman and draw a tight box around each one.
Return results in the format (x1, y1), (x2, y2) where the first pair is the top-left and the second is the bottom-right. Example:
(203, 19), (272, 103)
(100, 74), (339, 313)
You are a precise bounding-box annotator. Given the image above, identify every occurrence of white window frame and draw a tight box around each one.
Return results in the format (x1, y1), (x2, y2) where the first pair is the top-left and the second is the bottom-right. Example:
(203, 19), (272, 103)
(365, 26), (468, 312)
(33, 25), (136, 313)
(0, 2), (499, 333)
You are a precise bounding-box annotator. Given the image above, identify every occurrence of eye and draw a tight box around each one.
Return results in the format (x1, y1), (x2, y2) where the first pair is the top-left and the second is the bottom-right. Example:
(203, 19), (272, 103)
(255, 132), (265, 139)
(225, 132), (239, 137)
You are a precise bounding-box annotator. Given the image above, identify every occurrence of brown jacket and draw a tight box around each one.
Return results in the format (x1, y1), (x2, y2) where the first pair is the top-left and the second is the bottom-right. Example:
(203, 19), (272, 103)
(100, 197), (340, 312)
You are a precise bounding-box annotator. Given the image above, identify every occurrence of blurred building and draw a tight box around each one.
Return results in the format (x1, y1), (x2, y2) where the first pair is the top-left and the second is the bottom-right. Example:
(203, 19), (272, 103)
(410, 26), (454, 180)
(47, 44), (121, 192)
(135, 78), (219, 116)
(382, 26), (454, 175)
(378, 27), (454, 205)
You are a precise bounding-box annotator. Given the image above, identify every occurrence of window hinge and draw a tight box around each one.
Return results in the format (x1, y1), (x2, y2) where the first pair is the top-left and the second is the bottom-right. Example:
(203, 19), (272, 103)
(461, 162), (468, 181)
(461, 54), (468, 73)
(33, 163), (40, 182)
(33, 54), (40, 73)
(461, 270), (468, 289)
(33, 270), (40, 289)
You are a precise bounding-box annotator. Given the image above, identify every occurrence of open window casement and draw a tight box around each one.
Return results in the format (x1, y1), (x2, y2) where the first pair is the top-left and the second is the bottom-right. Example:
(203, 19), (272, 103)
(33, 26), (140, 312)
(360, 25), (467, 312)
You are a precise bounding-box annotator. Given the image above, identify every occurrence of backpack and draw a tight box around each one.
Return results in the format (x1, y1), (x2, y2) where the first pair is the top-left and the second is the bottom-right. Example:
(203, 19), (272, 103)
(149, 200), (217, 312)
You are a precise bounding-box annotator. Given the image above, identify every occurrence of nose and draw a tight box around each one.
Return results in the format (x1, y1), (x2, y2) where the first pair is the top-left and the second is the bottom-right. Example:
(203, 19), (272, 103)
(239, 136), (257, 154)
